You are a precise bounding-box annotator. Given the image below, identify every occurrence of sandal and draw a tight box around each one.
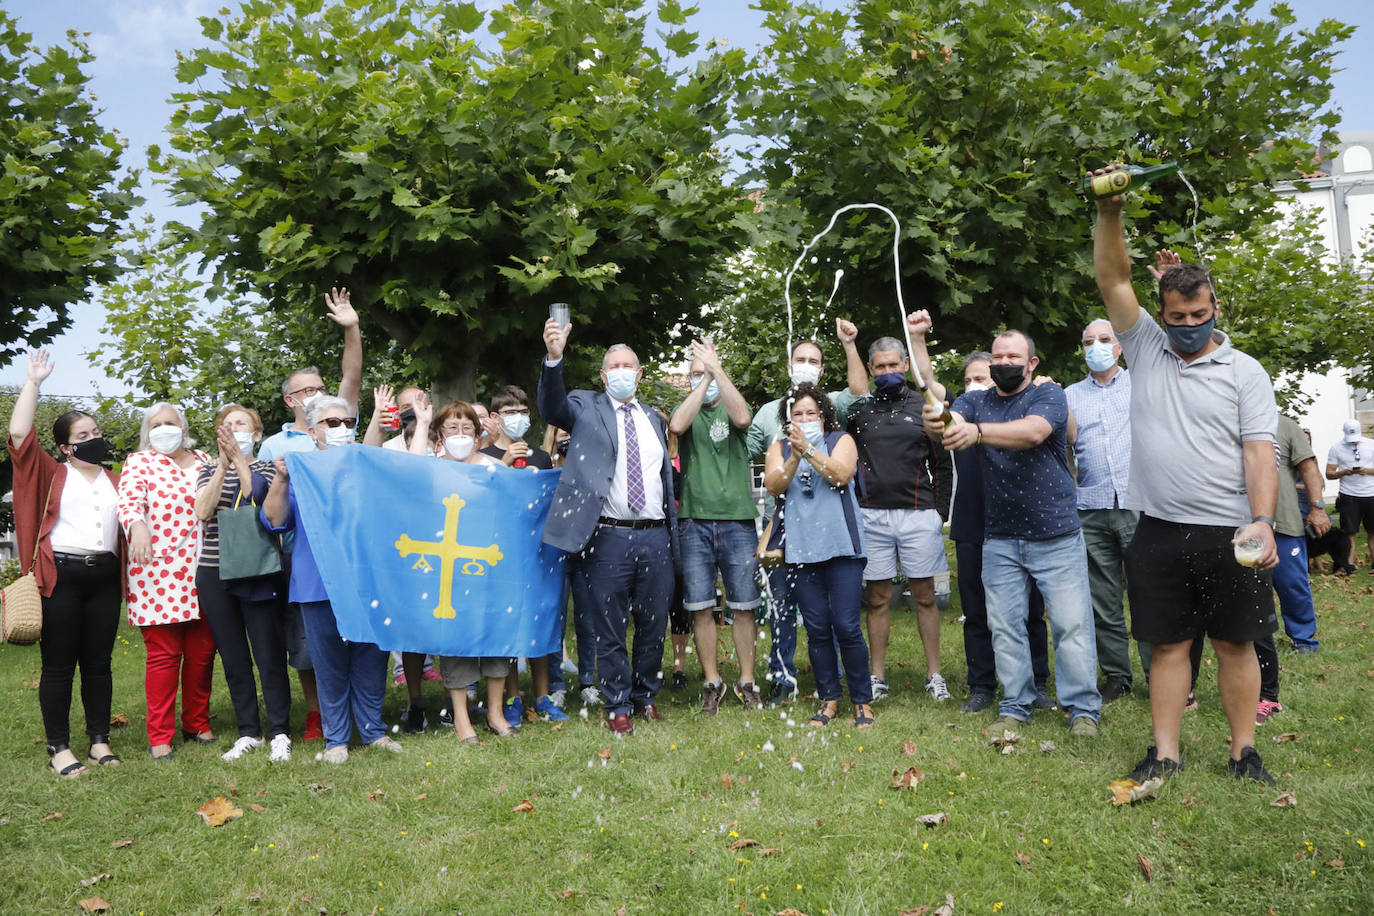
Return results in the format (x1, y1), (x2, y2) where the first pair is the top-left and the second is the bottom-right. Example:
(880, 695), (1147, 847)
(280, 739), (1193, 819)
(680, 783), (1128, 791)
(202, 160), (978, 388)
(47, 744), (87, 779)
(182, 730), (217, 744)
(149, 744), (174, 761)
(485, 719), (516, 738)
(853, 703), (875, 729)
(808, 701), (839, 727)
(88, 734), (121, 767)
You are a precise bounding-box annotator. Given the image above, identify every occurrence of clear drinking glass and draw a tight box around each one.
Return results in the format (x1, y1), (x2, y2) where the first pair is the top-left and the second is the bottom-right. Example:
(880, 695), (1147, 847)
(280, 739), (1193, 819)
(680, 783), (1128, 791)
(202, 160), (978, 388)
(1232, 527), (1262, 567)
(549, 302), (571, 329)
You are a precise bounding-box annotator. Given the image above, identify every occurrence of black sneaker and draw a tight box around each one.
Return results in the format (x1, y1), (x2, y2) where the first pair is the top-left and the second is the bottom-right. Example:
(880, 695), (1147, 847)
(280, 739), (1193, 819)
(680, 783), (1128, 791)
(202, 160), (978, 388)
(1100, 676), (1132, 704)
(403, 703), (426, 734)
(670, 670), (686, 692)
(1125, 746), (1184, 782)
(960, 689), (995, 714)
(1226, 746), (1276, 785)
(1032, 684), (1056, 710)
(438, 706), (454, 726)
(766, 680), (796, 707)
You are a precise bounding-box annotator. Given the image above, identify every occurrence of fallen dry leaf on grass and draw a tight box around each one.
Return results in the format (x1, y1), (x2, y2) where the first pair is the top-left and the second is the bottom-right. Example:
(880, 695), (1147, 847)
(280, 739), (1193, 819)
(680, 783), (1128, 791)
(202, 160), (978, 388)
(915, 812), (948, 829)
(597, 747), (612, 760)
(840, 761), (856, 773)
(247, 803), (266, 813)
(727, 838), (760, 850)
(108, 713), (130, 727)
(1108, 776), (1163, 806)
(1273, 732), (1299, 744)
(77, 898), (110, 913)
(1182, 795), (1200, 808)
(902, 739), (918, 756)
(512, 799), (535, 813)
(196, 797), (244, 827)
(775, 909), (810, 916)
(760, 847), (782, 857)
(1136, 855), (1153, 881)
(79, 874), (111, 887)
(111, 839), (132, 849)
(308, 783), (330, 794)
(1271, 791), (1298, 808)
(367, 790), (387, 802)
(615, 907), (627, 916)
(553, 889), (575, 900)
(891, 766), (924, 789)
(1039, 741), (1057, 753)
(413, 793), (428, 801)
(1015, 851), (1032, 872)
(40, 811), (62, 822)
(988, 730), (1020, 749)
(897, 908), (930, 916)
(720, 774), (733, 789)
(933, 893), (955, 916)
(246, 891), (262, 902)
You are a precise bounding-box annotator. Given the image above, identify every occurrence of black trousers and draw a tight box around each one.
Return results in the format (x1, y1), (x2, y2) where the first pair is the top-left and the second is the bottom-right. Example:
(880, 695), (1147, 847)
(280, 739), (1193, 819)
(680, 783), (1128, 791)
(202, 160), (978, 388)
(39, 555), (122, 747)
(196, 567), (292, 739)
(956, 540), (1049, 693)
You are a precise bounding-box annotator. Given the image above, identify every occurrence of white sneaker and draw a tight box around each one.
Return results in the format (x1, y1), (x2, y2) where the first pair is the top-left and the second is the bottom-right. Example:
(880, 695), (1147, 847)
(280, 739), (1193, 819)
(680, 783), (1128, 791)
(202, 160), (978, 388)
(322, 745), (349, 764)
(221, 735), (264, 761)
(268, 734), (291, 762)
(925, 673), (952, 702)
(870, 675), (890, 702)
(580, 685), (602, 706)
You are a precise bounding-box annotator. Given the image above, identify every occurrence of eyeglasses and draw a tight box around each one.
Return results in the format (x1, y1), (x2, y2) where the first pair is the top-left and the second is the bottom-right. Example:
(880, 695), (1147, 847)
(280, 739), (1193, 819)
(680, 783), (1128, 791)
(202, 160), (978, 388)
(290, 385), (327, 399)
(498, 408), (530, 417)
(317, 417), (358, 429)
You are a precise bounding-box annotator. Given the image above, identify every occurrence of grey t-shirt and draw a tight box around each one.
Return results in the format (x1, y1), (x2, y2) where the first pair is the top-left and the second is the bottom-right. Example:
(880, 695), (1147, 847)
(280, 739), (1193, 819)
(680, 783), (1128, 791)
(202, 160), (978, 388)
(1116, 307), (1277, 526)
(1325, 438), (1374, 497)
(1275, 415), (1316, 537)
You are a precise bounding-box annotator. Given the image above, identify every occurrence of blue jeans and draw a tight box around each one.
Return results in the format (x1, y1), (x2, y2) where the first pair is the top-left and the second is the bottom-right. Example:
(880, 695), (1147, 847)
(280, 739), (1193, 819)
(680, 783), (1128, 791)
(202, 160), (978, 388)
(766, 565), (799, 686)
(983, 532), (1101, 722)
(792, 557), (872, 704)
(1272, 533), (1319, 649)
(955, 540), (1049, 693)
(545, 575), (572, 696)
(299, 600), (389, 748)
(572, 525), (673, 715)
(680, 519), (762, 611)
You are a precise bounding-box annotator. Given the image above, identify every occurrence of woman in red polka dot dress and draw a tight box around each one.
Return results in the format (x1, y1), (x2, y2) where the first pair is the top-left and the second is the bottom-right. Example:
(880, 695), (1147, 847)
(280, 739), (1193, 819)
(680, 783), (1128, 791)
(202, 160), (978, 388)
(116, 403), (215, 760)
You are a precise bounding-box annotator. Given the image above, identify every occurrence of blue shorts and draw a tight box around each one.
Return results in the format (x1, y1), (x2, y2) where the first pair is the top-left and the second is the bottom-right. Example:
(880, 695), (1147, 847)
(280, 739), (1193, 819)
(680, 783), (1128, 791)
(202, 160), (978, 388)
(679, 518), (762, 614)
(286, 602), (313, 670)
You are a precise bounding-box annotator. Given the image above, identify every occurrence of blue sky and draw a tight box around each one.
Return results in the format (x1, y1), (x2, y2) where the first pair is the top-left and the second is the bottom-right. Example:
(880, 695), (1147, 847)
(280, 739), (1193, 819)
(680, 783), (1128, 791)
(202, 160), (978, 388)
(5, 0), (1371, 397)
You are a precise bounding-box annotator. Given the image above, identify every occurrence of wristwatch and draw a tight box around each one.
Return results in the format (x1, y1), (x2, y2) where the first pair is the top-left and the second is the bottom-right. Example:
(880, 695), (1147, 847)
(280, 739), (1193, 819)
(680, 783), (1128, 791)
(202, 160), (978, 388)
(1313, 499), (1326, 509)
(1251, 515), (1275, 529)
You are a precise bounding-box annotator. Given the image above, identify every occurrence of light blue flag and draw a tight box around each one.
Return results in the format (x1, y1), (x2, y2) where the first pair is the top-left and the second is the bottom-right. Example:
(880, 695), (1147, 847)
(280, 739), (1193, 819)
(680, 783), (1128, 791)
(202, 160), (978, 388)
(285, 446), (566, 656)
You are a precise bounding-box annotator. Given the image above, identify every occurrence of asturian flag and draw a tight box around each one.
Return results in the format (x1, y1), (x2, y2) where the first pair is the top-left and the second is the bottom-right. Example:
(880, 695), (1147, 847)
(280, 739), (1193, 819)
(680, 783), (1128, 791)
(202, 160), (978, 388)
(284, 446), (566, 656)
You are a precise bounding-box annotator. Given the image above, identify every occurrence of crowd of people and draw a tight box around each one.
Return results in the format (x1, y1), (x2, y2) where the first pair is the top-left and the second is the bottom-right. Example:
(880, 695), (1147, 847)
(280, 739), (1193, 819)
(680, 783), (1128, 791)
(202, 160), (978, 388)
(8, 169), (1341, 784)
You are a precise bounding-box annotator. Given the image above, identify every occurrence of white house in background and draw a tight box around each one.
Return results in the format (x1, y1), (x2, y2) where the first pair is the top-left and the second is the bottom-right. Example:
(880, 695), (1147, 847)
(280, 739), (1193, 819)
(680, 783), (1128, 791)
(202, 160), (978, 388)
(1275, 131), (1374, 498)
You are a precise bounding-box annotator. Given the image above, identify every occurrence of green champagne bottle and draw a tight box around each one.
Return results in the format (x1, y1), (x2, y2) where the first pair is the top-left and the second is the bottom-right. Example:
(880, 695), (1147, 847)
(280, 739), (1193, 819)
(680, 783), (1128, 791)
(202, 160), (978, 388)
(1080, 162), (1180, 198)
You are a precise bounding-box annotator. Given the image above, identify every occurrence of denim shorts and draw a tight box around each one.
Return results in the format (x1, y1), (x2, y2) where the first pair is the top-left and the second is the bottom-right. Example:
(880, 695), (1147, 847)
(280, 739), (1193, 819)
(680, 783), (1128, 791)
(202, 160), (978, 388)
(679, 518), (762, 613)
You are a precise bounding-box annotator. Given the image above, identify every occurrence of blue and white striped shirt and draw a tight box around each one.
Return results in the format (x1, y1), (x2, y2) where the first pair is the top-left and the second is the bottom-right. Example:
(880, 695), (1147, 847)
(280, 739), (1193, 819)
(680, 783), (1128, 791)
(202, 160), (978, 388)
(1065, 368), (1132, 510)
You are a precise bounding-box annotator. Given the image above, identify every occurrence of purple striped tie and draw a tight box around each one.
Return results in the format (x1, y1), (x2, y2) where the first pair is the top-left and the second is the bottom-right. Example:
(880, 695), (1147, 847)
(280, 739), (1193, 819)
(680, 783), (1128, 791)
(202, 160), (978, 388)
(622, 403), (646, 515)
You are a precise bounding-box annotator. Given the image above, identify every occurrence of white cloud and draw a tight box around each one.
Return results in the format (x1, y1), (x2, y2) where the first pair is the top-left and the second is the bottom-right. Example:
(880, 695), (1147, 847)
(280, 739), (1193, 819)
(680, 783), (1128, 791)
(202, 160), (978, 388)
(87, 0), (215, 74)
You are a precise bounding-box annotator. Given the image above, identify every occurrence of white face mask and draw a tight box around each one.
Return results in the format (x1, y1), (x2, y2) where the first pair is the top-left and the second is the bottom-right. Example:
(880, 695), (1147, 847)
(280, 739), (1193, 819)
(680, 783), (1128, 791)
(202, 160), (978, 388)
(300, 392), (327, 414)
(233, 431), (256, 454)
(789, 363), (821, 387)
(502, 414), (531, 440)
(323, 426), (354, 448)
(604, 367), (638, 401)
(798, 420), (824, 443)
(965, 380), (991, 392)
(1084, 341), (1117, 372)
(148, 424), (183, 455)
(444, 434), (475, 460)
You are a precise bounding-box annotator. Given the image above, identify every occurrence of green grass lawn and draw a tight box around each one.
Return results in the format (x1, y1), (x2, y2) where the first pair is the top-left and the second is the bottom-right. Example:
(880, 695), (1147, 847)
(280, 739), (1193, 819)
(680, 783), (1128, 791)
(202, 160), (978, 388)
(1, 568), (1371, 915)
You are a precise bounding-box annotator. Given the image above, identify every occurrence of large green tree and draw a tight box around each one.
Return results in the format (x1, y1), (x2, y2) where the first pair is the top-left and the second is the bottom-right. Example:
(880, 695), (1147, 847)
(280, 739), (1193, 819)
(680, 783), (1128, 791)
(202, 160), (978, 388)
(724, 0), (1353, 389)
(153, 0), (756, 401)
(0, 11), (140, 361)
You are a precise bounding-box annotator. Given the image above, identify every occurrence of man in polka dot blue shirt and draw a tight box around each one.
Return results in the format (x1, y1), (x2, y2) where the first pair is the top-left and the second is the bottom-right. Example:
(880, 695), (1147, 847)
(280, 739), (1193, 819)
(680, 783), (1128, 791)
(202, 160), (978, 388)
(922, 330), (1102, 736)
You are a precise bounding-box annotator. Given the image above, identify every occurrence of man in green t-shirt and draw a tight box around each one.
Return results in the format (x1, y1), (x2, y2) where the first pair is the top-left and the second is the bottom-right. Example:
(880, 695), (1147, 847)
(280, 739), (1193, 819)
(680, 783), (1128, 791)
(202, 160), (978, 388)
(669, 339), (761, 714)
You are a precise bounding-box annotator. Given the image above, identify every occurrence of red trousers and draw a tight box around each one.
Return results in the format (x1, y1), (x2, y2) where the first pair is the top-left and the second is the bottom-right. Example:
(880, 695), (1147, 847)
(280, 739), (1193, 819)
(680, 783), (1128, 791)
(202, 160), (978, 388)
(141, 618), (216, 746)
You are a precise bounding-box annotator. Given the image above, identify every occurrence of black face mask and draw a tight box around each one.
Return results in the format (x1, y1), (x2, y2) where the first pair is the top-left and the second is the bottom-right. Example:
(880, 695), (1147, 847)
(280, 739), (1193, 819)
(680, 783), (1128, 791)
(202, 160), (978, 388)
(555, 439), (570, 457)
(988, 363), (1026, 393)
(69, 437), (112, 466)
(399, 408), (417, 425)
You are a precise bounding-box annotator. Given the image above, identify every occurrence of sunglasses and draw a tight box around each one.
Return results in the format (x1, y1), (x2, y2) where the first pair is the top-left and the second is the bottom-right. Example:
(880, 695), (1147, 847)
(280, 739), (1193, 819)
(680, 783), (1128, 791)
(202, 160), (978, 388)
(318, 417), (358, 429)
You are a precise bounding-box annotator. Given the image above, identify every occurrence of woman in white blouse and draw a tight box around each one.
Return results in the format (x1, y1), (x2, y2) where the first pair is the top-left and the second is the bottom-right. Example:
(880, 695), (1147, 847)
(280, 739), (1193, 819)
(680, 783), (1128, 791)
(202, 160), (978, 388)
(7, 351), (124, 777)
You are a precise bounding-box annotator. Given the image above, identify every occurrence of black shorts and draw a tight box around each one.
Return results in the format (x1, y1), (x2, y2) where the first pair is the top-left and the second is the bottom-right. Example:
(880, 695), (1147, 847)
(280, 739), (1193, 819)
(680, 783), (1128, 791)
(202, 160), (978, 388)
(1337, 493), (1374, 536)
(1125, 515), (1277, 645)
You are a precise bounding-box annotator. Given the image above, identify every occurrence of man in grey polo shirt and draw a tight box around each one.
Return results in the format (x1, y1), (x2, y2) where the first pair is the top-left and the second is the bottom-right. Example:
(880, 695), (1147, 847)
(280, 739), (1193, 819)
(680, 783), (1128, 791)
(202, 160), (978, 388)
(1093, 166), (1280, 784)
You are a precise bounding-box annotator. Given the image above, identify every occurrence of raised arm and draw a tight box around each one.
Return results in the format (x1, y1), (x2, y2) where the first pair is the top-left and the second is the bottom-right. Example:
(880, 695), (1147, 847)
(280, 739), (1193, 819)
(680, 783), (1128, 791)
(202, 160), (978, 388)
(1091, 168), (1143, 335)
(8, 350), (53, 449)
(904, 311), (947, 403)
(325, 287), (363, 412)
(363, 384), (395, 448)
(837, 318), (869, 397)
(537, 317), (577, 433)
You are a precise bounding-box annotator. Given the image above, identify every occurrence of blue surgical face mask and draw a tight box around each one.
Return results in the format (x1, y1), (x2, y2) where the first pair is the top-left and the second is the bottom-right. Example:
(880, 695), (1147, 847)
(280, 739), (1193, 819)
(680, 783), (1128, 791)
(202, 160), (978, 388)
(798, 420), (824, 444)
(873, 372), (905, 396)
(690, 374), (720, 404)
(502, 414), (531, 440)
(1162, 315), (1216, 355)
(1084, 341), (1117, 372)
(604, 367), (638, 401)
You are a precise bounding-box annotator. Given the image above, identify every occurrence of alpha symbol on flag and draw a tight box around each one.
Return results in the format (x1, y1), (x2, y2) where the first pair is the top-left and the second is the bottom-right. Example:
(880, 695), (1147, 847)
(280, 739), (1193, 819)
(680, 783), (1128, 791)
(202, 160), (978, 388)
(395, 493), (504, 619)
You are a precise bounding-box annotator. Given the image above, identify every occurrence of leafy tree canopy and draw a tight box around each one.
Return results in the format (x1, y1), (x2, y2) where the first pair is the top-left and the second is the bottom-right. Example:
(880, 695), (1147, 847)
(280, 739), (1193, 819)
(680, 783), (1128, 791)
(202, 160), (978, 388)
(0, 11), (139, 361)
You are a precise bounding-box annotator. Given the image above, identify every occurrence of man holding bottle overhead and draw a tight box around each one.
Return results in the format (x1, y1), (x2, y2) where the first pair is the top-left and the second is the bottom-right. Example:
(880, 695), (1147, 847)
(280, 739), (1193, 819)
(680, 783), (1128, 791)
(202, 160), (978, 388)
(1090, 165), (1281, 784)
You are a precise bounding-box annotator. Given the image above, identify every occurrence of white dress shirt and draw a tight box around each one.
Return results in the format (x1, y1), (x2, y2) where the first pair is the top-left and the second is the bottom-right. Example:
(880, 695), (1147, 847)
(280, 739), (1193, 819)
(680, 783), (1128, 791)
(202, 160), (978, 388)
(602, 398), (665, 521)
(50, 469), (119, 555)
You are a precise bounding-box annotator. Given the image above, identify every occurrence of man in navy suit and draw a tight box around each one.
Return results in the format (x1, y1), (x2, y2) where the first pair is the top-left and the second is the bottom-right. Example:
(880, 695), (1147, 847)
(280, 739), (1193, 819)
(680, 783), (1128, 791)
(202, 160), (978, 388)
(538, 318), (677, 736)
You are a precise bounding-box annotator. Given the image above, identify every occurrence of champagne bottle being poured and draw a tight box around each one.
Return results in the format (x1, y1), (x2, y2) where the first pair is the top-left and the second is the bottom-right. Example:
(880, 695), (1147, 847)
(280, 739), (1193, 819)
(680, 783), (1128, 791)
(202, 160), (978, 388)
(1080, 162), (1179, 199)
